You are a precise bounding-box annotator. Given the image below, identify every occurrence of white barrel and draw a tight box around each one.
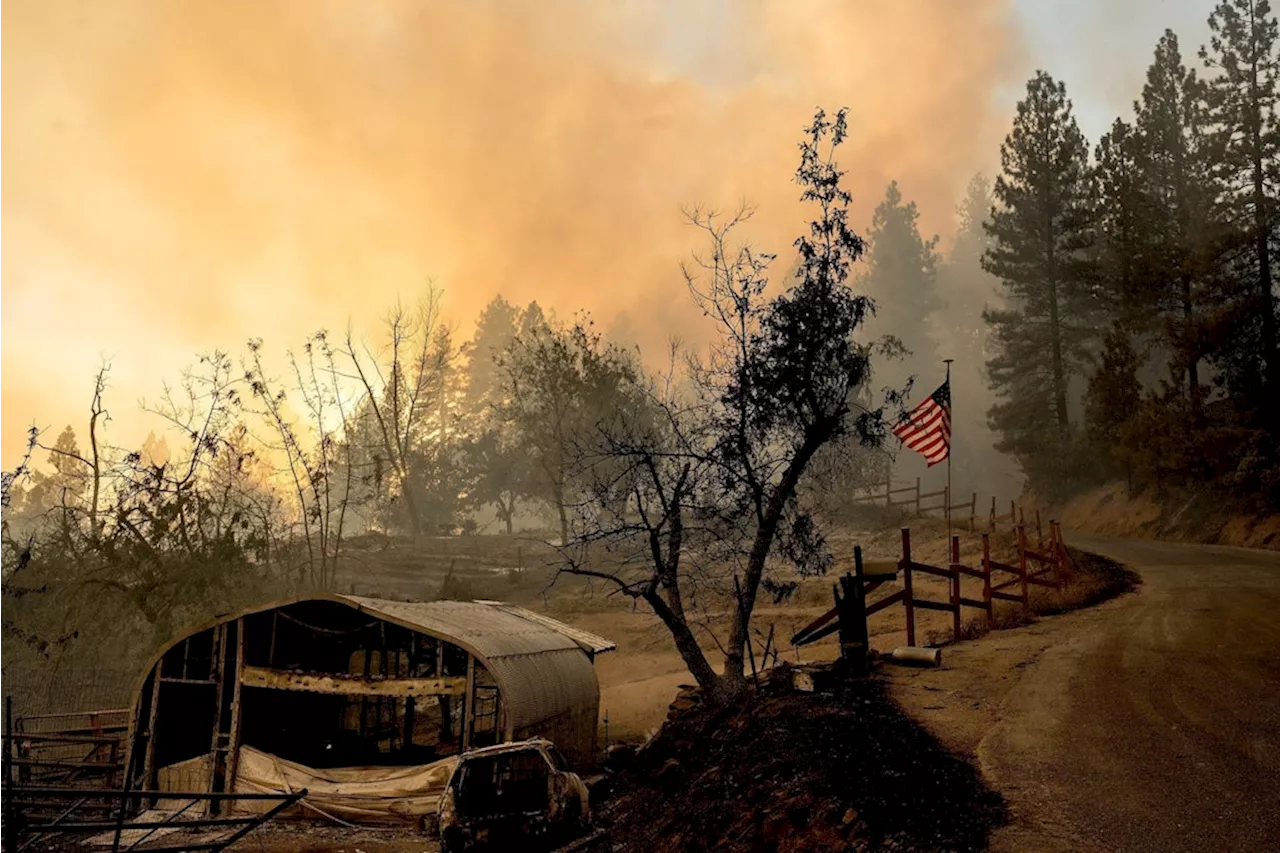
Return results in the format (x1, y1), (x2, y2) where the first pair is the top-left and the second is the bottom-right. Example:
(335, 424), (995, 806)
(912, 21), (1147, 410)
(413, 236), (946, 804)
(889, 646), (942, 667)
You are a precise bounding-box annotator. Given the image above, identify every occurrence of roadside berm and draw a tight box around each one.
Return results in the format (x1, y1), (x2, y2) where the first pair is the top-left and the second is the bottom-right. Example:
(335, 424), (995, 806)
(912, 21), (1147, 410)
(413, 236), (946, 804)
(596, 661), (1006, 853)
(593, 545), (1139, 853)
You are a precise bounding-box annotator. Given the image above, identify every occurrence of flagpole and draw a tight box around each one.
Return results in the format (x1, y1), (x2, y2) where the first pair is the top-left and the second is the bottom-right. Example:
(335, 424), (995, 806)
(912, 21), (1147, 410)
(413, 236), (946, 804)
(943, 358), (954, 546)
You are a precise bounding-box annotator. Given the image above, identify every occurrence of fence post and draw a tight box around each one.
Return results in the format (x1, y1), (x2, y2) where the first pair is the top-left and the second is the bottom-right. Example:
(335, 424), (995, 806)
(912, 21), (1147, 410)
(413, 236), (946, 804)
(989, 496), (996, 531)
(950, 535), (962, 641)
(1010, 500), (1016, 532)
(847, 547), (870, 676)
(4, 691), (14, 850)
(1019, 505), (1026, 527)
(981, 533), (994, 627)
(901, 528), (915, 647)
(1017, 525), (1030, 608)
(1051, 521), (1068, 581)
(970, 493), (977, 531)
(1036, 509), (1044, 548)
(915, 477), (921, 516)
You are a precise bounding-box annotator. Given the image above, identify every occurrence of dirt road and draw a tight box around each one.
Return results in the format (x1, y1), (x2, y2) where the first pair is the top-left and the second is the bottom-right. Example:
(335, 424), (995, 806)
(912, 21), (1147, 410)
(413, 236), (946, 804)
(982, 535), (1280, 852)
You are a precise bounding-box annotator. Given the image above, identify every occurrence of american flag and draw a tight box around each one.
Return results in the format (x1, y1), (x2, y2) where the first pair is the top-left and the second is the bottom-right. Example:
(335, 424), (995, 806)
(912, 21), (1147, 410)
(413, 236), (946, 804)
(892, 379), (951, 466)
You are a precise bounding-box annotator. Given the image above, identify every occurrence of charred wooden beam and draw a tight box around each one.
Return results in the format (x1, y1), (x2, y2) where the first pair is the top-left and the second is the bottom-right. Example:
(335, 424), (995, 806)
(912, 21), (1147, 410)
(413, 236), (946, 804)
(239, 666), (468, 697)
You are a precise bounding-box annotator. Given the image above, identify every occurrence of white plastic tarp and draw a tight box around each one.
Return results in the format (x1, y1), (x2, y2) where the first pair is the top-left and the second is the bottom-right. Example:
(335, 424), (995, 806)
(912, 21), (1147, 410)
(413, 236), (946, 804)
(232, 746), (458, 825)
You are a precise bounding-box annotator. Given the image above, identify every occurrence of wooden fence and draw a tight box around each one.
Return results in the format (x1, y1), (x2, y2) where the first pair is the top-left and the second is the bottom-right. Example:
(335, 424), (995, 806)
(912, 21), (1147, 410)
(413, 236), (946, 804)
(852, 479), (1056, 542)
(791, 521), (1073, 655)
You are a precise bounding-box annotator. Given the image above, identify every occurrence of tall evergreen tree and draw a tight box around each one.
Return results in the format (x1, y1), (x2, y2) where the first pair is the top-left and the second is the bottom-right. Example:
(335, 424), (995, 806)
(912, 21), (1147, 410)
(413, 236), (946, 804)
(859, 180), (943, 386)
(1085, 325), (1144, 487)
(1093, 119), (1158, 328)
(463, 295), (520, 414)
(1136, 30), (1218, 421)
(936, 173), (1021, 496)
(982, 71), (1102, 484)
(952, 173), (996, 270)
(1200, 0), (1280, 428)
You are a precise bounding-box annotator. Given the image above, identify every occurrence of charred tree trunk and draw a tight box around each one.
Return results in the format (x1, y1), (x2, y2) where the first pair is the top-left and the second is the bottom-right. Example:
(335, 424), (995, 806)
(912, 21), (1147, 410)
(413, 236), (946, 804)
(721, 429), (829, 696)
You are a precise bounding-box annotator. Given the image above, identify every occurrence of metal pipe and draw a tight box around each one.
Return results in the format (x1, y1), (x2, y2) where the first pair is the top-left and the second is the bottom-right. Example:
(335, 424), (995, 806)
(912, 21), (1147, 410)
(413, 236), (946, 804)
(887, 647), (942, 667)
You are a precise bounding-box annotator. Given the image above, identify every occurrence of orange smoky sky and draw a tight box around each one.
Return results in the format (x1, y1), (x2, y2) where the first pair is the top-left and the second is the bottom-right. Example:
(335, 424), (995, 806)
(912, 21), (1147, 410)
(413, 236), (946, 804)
(2, 0), (1025, 464)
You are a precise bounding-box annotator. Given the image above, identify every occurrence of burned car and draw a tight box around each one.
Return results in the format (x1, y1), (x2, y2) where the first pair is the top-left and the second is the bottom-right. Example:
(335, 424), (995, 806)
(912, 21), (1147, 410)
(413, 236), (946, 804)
(438, 738), (590, 852)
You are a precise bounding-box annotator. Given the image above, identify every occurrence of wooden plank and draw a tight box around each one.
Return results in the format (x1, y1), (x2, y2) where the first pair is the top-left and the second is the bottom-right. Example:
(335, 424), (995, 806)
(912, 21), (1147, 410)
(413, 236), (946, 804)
(991, 591), (1023, 602)
(909, 562), (954, 580)
(981, 532), (994, 627)
(462, 655), (476, 751)
(791, 606), (838, 646)
(849, 550), (869, 674)
(157, 678), (217, 686)
(958, 597), (988, 610)
(1023, 548), (1058, 564)
(1026, 576), (1061, 589)
(223, 618), (246, 798)
(1017, 525), (1030, 606)
(992, 577), (1021, 592)
(793, 620), (841, 647)
(901, 529), (915, 647)
(952, 564), (987, 580)
(912, 598), (959, 613)
(987, 559), (1022, 574)
(864, 588), (906, 617)
(206, 625), (228, 800)
(950, 536), (961, 640)
(140, 666), (162, 794)
(239, 666), (468, 697)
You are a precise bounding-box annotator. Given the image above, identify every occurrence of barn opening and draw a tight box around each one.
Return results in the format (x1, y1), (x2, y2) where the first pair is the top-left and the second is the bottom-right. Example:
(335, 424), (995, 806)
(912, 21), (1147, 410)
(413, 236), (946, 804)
(121, 595), (613, 824)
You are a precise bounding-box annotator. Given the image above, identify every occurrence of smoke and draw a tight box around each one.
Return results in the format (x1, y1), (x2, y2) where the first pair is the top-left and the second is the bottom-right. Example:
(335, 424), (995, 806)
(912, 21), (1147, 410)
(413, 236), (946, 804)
(2, 0), (1025, 462)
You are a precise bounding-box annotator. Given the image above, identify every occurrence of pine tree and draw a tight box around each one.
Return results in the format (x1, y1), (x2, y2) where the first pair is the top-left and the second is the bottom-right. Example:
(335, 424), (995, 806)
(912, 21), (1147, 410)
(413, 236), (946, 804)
(1135, 29), (1218, 421)
(1086, 326), (1144, 487)
(859, 180), (943, 385)
(463, 295), (520, 413)
(1093, 119), (1157, 328)
(982, 71), (1102, 481)
(1200, 0), (1280, 428)
(936, 173), (1022, 496)
(953, 173), (996, 269)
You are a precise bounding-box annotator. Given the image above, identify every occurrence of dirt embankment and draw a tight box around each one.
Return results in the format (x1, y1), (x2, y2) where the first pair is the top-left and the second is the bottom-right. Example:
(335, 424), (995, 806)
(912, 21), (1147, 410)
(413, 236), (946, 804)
(598, 666), (1007, 853)
(594, 546), (1138, 853)
(1049, 482), (1280, 550)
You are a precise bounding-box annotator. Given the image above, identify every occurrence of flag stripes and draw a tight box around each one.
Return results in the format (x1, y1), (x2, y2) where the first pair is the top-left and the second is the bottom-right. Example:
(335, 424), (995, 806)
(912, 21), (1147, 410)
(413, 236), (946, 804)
(892, 379), (951, 467)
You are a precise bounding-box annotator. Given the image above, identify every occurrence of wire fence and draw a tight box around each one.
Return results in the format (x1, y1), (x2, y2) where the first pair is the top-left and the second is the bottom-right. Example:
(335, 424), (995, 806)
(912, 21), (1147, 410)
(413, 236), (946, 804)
(2, 664), (137, 718)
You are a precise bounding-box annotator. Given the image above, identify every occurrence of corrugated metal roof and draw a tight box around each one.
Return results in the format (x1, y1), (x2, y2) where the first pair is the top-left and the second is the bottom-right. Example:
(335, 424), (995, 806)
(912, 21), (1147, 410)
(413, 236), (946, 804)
(342, 597), (582, 659)
(132, 595), (612, 738)
(470, 600), (617, 655)
(328, 596), (605, 731)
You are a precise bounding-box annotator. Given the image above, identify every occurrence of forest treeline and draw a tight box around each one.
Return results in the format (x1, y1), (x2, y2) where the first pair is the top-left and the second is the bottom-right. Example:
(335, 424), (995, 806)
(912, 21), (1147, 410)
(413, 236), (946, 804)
(2, 1), (1277, 689)
(983, 5), (1280, 507)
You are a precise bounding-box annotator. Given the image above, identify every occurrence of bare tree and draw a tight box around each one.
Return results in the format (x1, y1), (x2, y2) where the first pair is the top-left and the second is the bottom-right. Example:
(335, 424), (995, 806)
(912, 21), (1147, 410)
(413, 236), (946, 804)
(341, 288), (457, 536)
(552, 109), (894, 703)
(244, 334), (355, 588)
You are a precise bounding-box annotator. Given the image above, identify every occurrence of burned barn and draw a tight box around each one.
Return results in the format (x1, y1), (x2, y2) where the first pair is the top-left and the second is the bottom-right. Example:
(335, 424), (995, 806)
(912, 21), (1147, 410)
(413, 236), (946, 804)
(120, 595), (613, 823)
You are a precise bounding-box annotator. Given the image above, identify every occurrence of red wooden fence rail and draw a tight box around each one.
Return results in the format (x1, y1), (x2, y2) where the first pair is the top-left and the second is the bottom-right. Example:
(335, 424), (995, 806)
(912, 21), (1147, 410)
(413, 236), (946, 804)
(792, 523), (1076, 658)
